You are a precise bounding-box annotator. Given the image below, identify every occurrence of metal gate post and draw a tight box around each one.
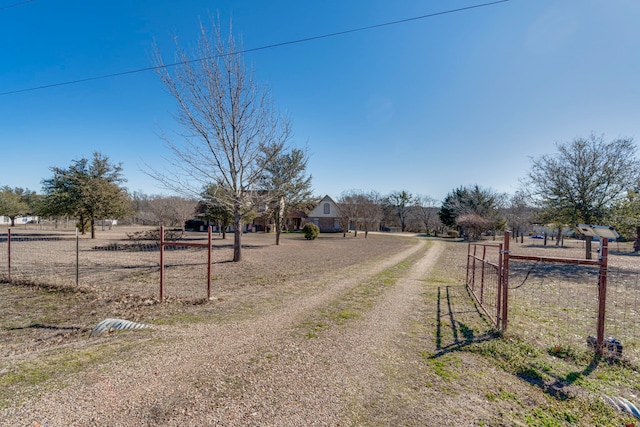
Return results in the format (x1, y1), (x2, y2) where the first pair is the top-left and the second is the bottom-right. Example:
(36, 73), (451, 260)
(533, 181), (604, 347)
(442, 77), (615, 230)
(159, 225), (165, 302)
(480, 246), (486, 304)
(502, 231), (510, 332)
(496, 240), (504, 329)
(207, 225), (212, 300)
(596, 237), (609, 356)
(7, 228), (11, 282)
(76, 227), (79, 286)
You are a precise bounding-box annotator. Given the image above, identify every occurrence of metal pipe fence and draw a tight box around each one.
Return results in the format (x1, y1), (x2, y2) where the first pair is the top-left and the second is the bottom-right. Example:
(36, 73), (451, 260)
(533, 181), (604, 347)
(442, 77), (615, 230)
(0, 228), (214, 301)
(466, 232), (640, 362)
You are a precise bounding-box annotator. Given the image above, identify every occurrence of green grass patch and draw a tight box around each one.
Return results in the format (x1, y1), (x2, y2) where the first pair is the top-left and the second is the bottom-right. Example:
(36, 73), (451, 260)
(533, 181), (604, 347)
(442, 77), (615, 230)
(0, 337), (149, 409)
(295, 244), (428, 339)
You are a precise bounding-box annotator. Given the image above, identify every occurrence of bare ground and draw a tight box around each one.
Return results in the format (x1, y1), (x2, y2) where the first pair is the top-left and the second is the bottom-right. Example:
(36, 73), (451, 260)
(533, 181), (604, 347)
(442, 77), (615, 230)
(2, 232), (640, 426)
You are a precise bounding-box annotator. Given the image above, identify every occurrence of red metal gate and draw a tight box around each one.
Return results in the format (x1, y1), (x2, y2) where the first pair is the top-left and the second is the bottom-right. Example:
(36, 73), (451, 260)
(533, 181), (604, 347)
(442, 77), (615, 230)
(466, 231), (610, 355)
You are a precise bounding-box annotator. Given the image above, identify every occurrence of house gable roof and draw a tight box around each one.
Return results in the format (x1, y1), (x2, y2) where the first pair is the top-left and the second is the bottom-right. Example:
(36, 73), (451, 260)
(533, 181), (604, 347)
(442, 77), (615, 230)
(308, 195), (341, 218)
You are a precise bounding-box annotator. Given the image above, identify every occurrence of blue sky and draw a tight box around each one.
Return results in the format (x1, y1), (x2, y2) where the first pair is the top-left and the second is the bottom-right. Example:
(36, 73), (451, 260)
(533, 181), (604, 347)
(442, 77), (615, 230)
(1, 0), (639, 203)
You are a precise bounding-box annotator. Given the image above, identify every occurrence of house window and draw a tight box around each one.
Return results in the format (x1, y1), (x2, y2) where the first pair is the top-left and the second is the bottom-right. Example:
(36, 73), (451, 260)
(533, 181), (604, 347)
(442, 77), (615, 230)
(323, 203), (330, 214)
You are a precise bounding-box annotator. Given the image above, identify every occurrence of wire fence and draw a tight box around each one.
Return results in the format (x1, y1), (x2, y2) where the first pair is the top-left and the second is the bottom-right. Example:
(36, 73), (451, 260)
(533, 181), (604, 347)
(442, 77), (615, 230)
(507, 260), (600, 352)
(466, 234), (640, 364)
(0, 228), (214, 300)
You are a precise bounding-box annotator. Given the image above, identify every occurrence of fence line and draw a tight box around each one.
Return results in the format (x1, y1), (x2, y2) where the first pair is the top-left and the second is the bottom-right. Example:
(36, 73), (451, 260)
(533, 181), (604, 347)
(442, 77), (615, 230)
(465, 232), (638, 359)
(159, 225), (212, 301)
(0, 227), (215, 301)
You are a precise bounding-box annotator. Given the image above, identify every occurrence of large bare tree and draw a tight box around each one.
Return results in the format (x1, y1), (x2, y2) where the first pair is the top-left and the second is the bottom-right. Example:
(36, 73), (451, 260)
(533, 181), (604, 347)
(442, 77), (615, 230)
(526, 134), (640, 258)
(152, 20), (290, 261)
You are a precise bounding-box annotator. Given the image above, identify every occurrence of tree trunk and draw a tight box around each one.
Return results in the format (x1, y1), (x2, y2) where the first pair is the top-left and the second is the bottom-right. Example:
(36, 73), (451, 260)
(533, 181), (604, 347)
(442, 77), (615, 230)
(91, 218), (96, 239)
(233, 211), (242, 262)
(275, 196), (284, 246)
(79, 215), (86, 235)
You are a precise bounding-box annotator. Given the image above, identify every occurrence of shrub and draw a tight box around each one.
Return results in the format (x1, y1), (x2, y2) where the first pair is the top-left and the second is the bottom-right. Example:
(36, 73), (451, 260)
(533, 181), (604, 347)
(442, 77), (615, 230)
(302, 223), (320, 240)
(127, 228), (183, 242)
(447, 230), (460, 238)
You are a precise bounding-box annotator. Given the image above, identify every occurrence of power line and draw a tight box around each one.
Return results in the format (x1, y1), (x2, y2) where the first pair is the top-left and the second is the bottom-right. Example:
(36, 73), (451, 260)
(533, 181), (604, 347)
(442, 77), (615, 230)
(0, 0), (509, 96)
(0, 0), (35, 11)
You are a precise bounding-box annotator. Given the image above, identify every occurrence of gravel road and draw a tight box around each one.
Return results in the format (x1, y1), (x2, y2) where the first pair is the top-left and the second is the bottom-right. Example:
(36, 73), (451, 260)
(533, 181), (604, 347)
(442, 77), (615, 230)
(2, 238), (442, 426)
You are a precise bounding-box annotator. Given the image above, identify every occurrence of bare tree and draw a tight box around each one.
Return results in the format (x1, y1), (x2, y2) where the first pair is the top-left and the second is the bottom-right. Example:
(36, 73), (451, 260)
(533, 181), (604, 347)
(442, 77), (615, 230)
(503, 191), (535, 243)
(413, 194), (439, 235)
(526, 134), (640, 258)
(131, 193), (197, 229)
(456, 214), (494, 240)
(152, 19), (290, 262)
(360, 191), (383, 238)
(338, 190), (364, 237)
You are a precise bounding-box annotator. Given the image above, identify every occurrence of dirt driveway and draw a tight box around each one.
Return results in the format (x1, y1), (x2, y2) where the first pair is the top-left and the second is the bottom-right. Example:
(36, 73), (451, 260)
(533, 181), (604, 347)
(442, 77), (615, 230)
(2, 238), (500, 426)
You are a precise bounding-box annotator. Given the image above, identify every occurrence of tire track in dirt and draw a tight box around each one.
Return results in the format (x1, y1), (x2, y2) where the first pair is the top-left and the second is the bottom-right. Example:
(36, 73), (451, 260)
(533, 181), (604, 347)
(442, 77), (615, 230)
(1, 239), (428, 426)
(160, 240), (446, 426)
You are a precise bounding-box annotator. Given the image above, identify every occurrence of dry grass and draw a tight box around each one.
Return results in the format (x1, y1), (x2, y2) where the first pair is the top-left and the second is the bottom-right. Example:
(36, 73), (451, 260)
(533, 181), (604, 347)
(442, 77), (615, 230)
(3, 229), (640, 425)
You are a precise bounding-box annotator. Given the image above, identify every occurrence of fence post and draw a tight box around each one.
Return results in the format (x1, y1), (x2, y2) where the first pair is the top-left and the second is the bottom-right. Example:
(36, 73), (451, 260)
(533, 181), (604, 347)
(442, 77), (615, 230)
(596, 237), (609, 356)
(75, 227), (79, 286)
(207, 225), (212, 300)
(7, 228), (11, 282)
(497, 240), (503, 329)
(501, 231), (510, 332)
(159, 225), (165, 302)
(466, 244), (472, 289)
(480, 245), (486, 304)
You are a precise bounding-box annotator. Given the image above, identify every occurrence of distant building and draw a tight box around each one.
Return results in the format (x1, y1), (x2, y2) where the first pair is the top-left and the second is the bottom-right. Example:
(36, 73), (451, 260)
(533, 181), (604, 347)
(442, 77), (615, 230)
(0, 215), (38, 225)
(306, 195), (343, 233)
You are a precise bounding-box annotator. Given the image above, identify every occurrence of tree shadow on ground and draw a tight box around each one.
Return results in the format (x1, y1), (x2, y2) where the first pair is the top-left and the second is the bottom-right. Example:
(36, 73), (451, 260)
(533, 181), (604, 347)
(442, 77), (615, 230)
(516, 355), (600, 400)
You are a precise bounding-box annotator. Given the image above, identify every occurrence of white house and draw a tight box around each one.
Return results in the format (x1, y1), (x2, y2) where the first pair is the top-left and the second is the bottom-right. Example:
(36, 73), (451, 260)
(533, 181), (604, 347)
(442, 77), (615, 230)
(0, 215), (38, 225)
